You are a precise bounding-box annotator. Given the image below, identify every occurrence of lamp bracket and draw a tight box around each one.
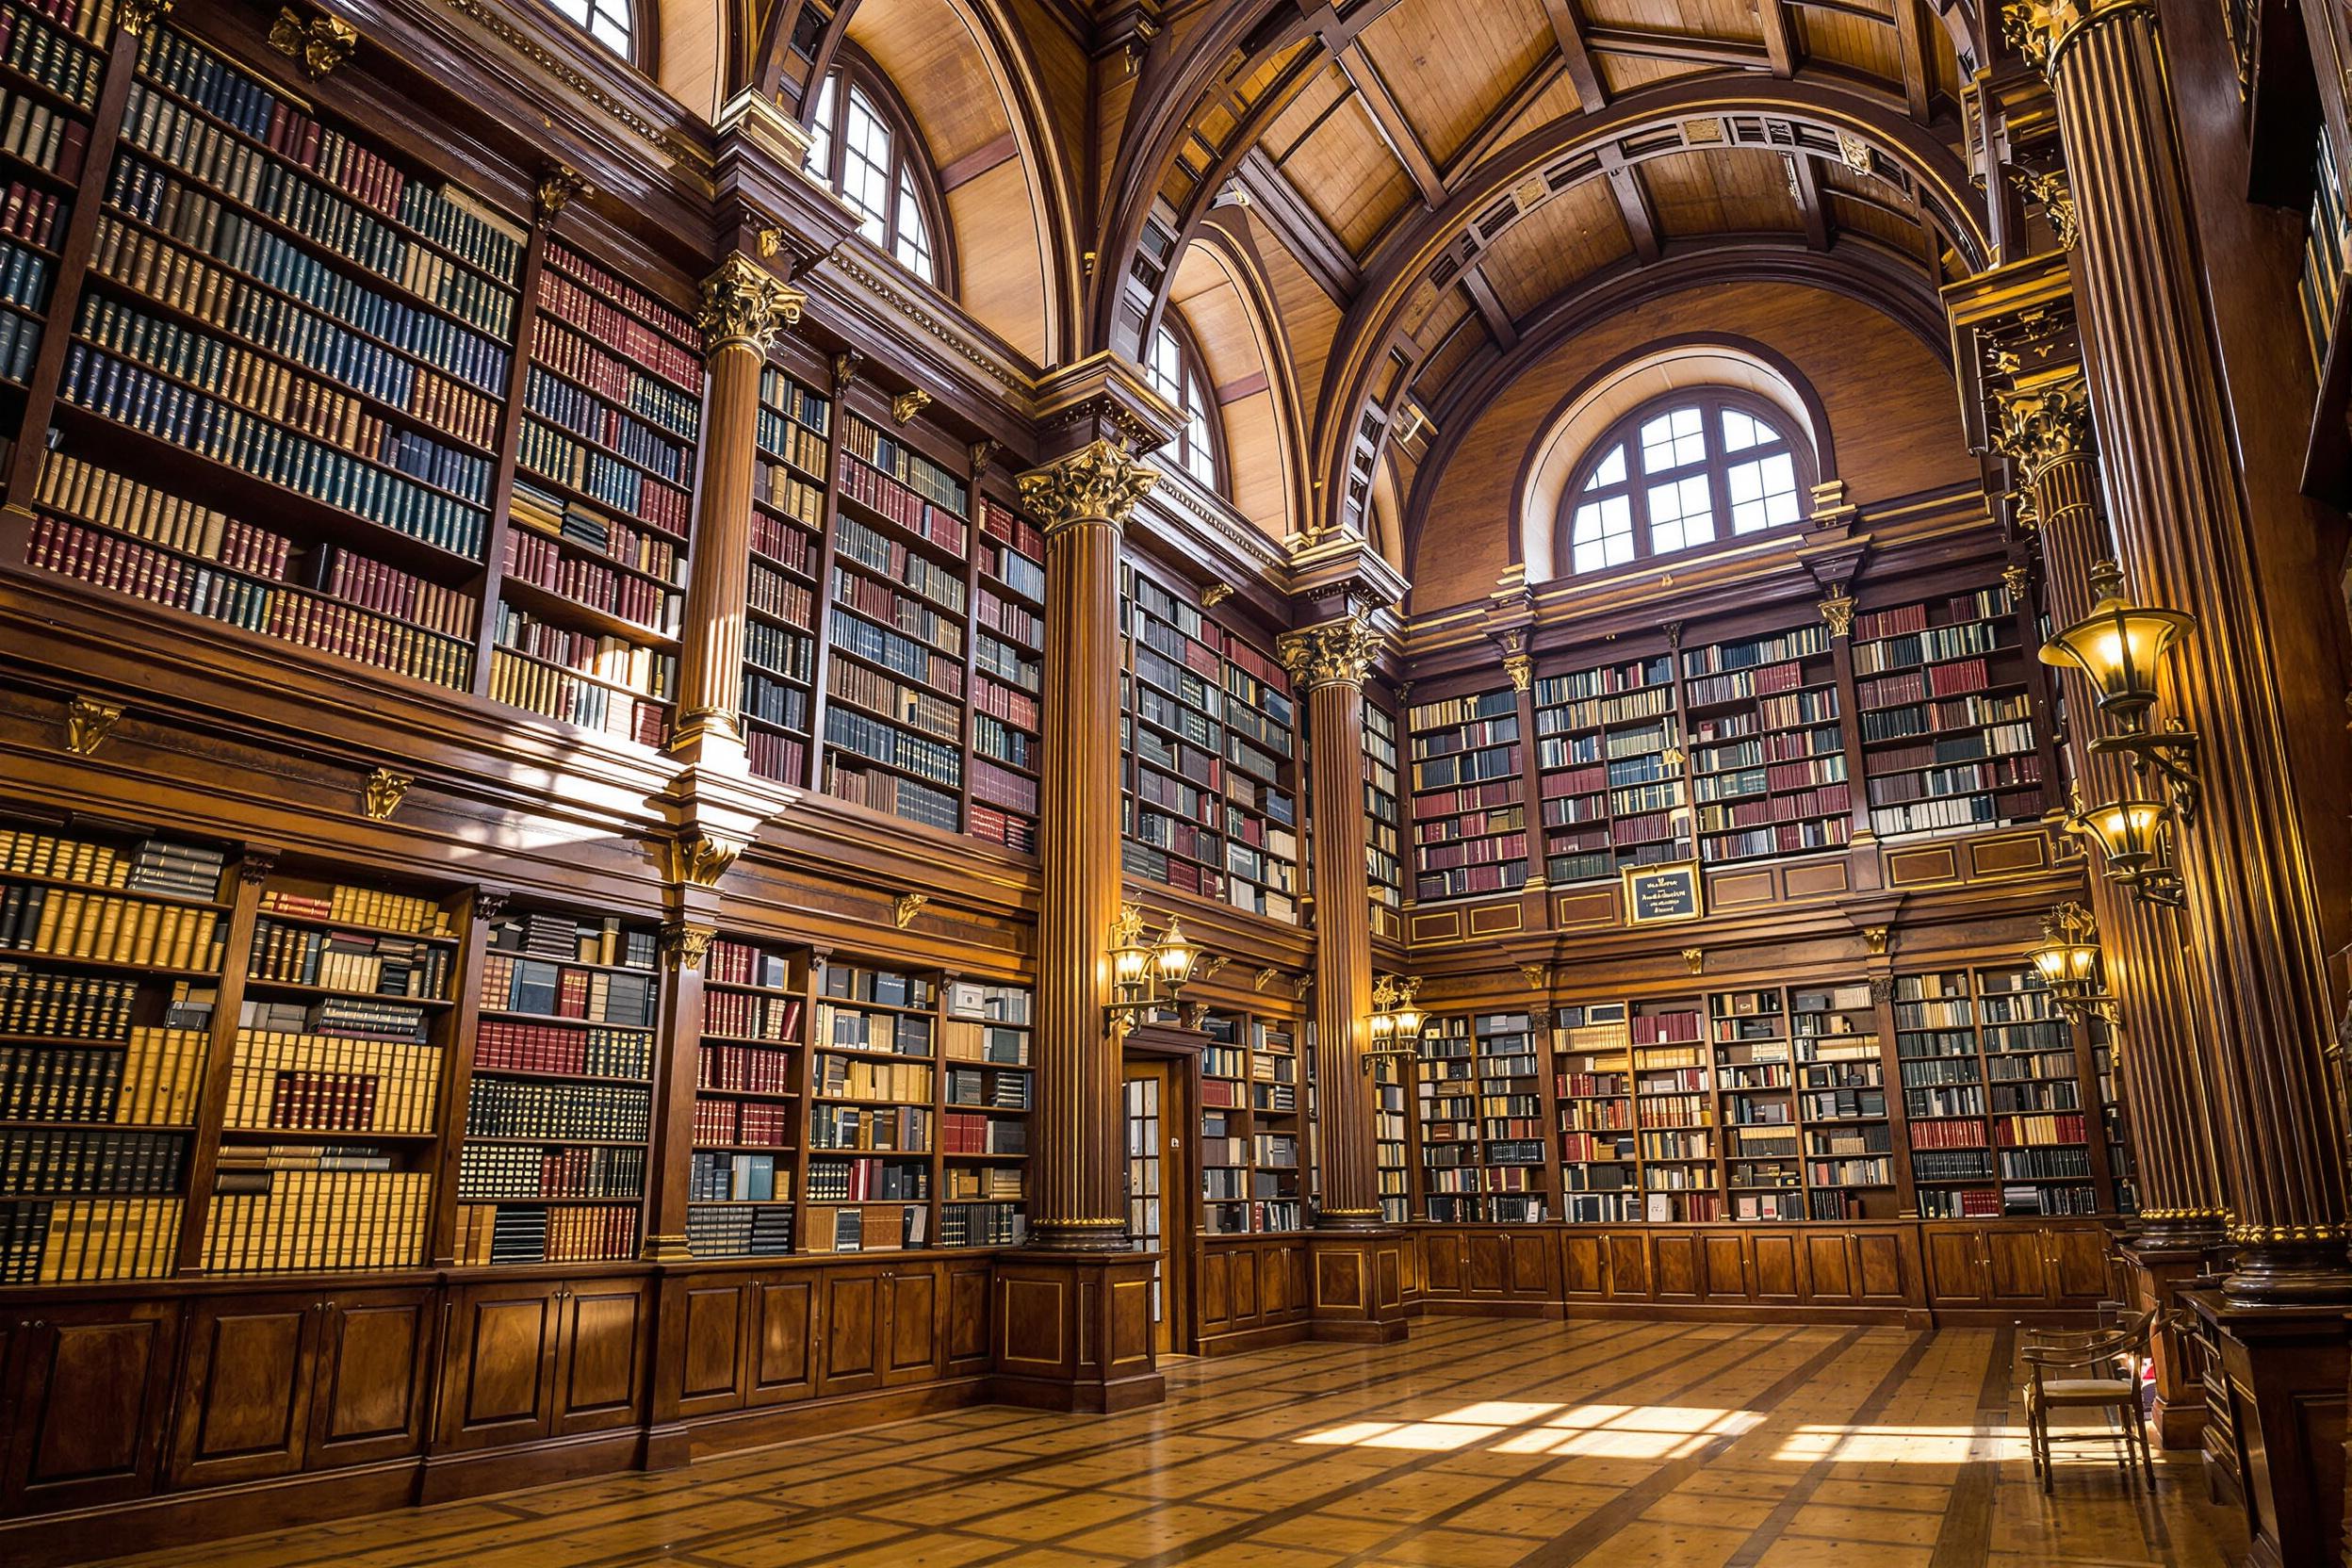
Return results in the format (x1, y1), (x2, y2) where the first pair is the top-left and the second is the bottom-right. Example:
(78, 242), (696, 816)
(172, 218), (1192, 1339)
(2090, 724), (2200, 826)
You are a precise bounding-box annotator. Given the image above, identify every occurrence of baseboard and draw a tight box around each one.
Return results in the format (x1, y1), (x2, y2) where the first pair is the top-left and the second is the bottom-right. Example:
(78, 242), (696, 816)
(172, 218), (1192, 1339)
(988, 1369), (1167, 1413)
(1194, 1319), (1312, 1357)
(679, 1378), (992, 1463)
(416, 1428), (647, 1506)
(0, 1461), (422, 1568)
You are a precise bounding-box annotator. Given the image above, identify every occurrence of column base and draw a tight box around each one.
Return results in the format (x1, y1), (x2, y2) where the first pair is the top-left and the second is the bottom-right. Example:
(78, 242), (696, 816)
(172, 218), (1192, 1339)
(2181, 1288), (2346, 1568)
(2221, 1239), (2352, 1309)
(991, 1250), (1166, 1413)
(1306, 1230), (1410, 1345)
(2115, 1236), (2212, 1448)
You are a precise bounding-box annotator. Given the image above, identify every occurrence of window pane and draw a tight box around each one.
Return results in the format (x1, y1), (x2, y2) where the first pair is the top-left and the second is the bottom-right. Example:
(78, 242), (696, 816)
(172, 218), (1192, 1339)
(1571, 495), (1634, 573)
(1585, 444), (1625, 490)
(1647, 475), (1714, 553)
(805, 75), (836, 178)
(842, 88), (893, 244)
(1721, 409), (1759, 452)
(894, 167), (934, 282)
(1640, 407), (1706, 474)
(1147, 327), (1184, 406)
(1727, 451), (1800, 534)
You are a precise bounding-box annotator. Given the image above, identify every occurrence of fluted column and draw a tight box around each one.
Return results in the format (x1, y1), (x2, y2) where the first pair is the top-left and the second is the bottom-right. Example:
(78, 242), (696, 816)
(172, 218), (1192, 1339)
(671, 253), (805, 765)
(1019, 440), (1158, 1250)
(1995, 380), (2228, 1247)
(2013, 0), (2351, 1302)
(1279, 615), (1386, 1229)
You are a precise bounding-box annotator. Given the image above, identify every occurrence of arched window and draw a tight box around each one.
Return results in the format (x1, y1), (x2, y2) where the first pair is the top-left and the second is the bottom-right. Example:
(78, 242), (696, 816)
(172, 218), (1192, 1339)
(548, 0), (633, 59)
(1142, 317), (1220, 493)
(1560, 390), (1810, 575)
(801, 57), (950, 289)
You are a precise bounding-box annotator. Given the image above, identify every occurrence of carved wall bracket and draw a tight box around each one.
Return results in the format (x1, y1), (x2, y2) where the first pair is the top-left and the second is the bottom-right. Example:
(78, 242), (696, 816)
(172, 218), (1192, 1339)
(362, 768), (413, 822)
(63, 695), (122, 756)
(891, 389), (933, 424)
(270, 6), (358, 77)
(662, 922), (715, 972)
(1276, 614), (1383, 693)
(893, 892), (927, 929)
(534, 162), (589, 225)
(1681, 947), (1705, 974)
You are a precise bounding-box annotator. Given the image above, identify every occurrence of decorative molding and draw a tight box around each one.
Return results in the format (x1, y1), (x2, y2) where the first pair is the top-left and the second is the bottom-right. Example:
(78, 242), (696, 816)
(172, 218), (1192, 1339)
(1869, 975), (1895, 1004)
(534, 162), (588, 225)
(890, 389), (933, 424)
(661, 922), (715, 972)
(270, 6), (358, 77)
(1198, 955), (1231, 981)
(2002, 561), (2032, 599)
(698, 253), (805, 357)
(969, 439), (1004, 480)
(362, 768), (413, 822)
(833, 351), (864, 392)
(1018, 440), (1160, 537)
(1518, 961), (1550, 993)
(474, 889), (513, 924)
(826, 250), (1028, 398)
(1252, 965), (1282, 991)
(1503, 652), (1533, 692)
(1836, 131), (1872, 174)
(430, 0), (708, 170)
(1863, 924), (1890, 956)
(2001, 0), (2148, 76)
(1289, 973), (1313, 1000)
(63, 694), (122, 756)
(1681, 946), (1705, 974)
(1276, 614), (1383, 693)
(1200, 582), (1234, 609)
(893, 892), (927, 929)
(1818, 585), (1856, 637)
(2014, 168), (2078, 250)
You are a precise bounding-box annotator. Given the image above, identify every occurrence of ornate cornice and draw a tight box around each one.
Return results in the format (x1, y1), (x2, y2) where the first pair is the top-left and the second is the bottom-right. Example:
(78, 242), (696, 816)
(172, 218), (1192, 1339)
(431, 0), (710, 172)
(699, 253), (804, 356)
(825, 249), (1030, 399)
(1993, 376), (2094, 483)
(1018, 440), (1161, 537)
(1276, 615), (1383, 693)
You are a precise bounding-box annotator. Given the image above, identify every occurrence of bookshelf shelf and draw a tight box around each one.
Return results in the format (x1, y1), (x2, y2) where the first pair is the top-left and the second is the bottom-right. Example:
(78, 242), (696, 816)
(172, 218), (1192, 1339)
(1408, 685), (1527, 902)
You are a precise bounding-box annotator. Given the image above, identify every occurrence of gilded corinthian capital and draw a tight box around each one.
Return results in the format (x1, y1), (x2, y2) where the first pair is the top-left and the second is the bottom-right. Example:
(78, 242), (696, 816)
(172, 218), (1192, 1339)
(2001, 0), (2143, 75)
(698, 253), (805, 356)
(1017, 439), (1160, 537)
(1277, 615), (1383, 693)
(1993, 377), (2095, 484)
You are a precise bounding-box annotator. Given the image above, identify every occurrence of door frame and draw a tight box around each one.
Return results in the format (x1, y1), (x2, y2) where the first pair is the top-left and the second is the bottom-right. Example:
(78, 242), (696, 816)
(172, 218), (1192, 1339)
(1124, 1024), (1201, 1356)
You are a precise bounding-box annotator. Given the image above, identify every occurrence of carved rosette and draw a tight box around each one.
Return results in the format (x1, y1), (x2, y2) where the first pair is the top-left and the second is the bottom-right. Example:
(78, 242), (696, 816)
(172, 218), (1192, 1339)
(697, 253), (805, 358)
(1994, 377), (2094, 484)
(1275, 615), (1382, 694)
(1017, 439), (1160, 538)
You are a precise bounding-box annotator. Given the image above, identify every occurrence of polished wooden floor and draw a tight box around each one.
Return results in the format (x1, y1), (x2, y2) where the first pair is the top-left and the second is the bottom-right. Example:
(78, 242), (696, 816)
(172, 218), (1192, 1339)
(92, 1318), (2249, 1567)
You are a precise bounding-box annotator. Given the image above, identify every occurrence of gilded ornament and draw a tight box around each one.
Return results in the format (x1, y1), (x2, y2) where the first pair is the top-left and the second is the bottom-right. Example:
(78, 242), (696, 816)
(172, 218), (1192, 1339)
(892, 892), (927, 928)
(534, 163), (588, 225)
(1837, 132), (1872, 175)
(118, 0), (171, 35)
(63, 695), (122, 757)
(362, 768), (413, 822)
(1200, 582), (1234, 609)
(662, 923), (716, 972)
(1819, 586), (1856, 637)
(890, 389), (933, 425)
(833, 351), (863, 391)
(1503, 653), (1533, 693)
(2001, 0), (2146, 76)
(1017, 440), (1160, 537)
(969, 439), (1003, 479)
(1681, 947), (1705, 975)
(698, 254), (804, 356)
(1518, 962), (1550, 993)
(1993, 378), (2094, 484)
(1276, 615), (1382, 693)
(474, 890), (512, 923)
(1252, 965), (1282, 992)
(665, 834), (740, 887)
(2015, 168), (2079, 251)
(2002, 561), (2032, 600)
(1864, 924), (1890, 956)
(270, 7), (358, 78)
(1198, 955), (1230, 981)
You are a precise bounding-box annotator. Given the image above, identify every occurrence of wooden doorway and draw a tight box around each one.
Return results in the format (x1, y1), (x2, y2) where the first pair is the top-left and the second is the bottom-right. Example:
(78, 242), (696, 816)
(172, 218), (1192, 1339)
(1124, 1054), (1194, 1355)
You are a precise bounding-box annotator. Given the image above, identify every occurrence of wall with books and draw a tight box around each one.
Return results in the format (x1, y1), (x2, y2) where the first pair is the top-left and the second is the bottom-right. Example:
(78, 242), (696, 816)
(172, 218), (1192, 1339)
(1197, 1009), (1307, 1233)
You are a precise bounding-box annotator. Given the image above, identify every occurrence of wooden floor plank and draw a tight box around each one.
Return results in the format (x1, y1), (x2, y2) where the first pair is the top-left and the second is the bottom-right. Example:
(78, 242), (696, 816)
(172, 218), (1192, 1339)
(83, 1320), (2250, 1568)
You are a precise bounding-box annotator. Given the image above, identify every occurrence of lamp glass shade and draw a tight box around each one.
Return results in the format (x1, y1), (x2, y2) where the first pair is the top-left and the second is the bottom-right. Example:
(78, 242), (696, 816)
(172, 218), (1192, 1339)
(1153, 919), (1197, 988)
(2068, 795), (2168, 875)
(1111, 939), (1152, 991)
(1367, 1011), (1396, 1045)
(2032, 939), (2099, 989)
(2039, 596), (2195, 725)
(1392, 1004), (1423, 1038)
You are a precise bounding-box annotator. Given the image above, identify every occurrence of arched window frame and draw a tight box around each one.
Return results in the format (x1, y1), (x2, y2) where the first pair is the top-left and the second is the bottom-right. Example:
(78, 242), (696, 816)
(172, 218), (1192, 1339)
(800, 50), (956, 293)
(1141, 313), (1224, 496)
(1555, 388), (1814, 576)
(543, 0), (649, 70)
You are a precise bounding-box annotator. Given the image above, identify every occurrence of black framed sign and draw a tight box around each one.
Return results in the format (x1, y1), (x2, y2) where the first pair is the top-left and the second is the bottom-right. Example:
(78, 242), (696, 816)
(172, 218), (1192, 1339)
(1623, 862), (1704, 925)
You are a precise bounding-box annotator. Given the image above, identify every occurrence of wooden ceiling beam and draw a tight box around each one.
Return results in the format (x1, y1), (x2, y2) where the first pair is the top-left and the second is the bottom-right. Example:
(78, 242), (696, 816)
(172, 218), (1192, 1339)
(1234, 146), (1364, 303)
(1541, 0), (1609, 109)
(1584, 26), (1771, 68)
(1599, 148), (1663, 263)
(1892, 0), (1935, 122)
(1787, 152), (1830, 249)
(1460, 265), (1520, 351)
(1758, 0), (1799, 76)
(1335, 41), (1447, 204)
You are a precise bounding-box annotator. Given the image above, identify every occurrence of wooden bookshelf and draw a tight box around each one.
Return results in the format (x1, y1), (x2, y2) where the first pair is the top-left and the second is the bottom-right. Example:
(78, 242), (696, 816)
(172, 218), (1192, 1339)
(1683, 623), (1850, 866)
(0, 811), (229, 1283)
(968, 497), (1043, 855)
(806, 958), (936, 1250)
(1630, 998), (1714, 1221)
(1533, 653), (1683, 884)
(452, 900), (659, 1265)
(687, 934), (802, 1260)
(1371, 1051), (1412, 1222)
(1551, 1002), (1636, 1221)
(1406, 685), (1527, 902)
(1854, 584), (2047, 839)
(1363, 692), (1404, 910)
(1198, 1011), (1250, 1233)
(1791, 982), (1895, 1219)
(1418, 1010), (1547, 1221)
(940, 979), (1030, 1246)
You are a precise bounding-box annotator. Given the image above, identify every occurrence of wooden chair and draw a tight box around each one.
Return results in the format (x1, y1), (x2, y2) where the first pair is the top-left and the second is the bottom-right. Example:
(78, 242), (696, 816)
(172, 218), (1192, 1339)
(2021, 1305), (2160, 1493)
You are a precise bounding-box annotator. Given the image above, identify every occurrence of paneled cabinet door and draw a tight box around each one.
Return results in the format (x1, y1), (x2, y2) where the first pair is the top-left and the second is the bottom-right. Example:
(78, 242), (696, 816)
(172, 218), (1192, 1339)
(552, 1278), (650, 1436)
(672, 1278), (752, 1421)
(1923, 1227), (1992, 1306)
(437, 1280), (563, 1451)
(1803, 1232), (1859, 1305)
(945, 1261), (990, 1375)
(2, 1299), (179, 1514)
(745, 1275), (816, 1406)
(1419, 1230), (1467, 1298)
(2044, 1226), (2112, 1305)
(1854, 1230), (1912, 1306)
(1984, 1231), (2052, 1307)
(879, 1265), (941, 1387)
(1560, 1230), (1610, 1299)
(169, 1293), (324, 1489)
(1700, 1232), (1751, 1301)
(307, 1289), (435, 1470)
(814, 1267), (886, 1396)
(1745, 1231), (1805, 1303)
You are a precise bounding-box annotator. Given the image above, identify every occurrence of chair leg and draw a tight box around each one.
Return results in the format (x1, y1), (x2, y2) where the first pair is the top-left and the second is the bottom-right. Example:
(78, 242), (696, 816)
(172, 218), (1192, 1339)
(2136, 1395), (2156, 1485)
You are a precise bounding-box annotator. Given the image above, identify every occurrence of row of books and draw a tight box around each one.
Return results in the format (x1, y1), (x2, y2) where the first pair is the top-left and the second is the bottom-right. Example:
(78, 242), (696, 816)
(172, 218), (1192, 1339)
(203, 1168), (429, 1272)
(452, 1200), (635, 1264)
(221, 1030), (441, 1134)
(458, 1141), (643, 1200)
(493, 606), (675, 704)
(2, 1126), (186, 1194)
(0, 1027), (206, 1124)
(0, 1196), (179, 1283)
(0, 881), (222, 967)
(464, 1078), (649, 1141)
(0, 964), (142, 1037)
(691, 1096), (791, 1147)
(248, 917), (449, 997)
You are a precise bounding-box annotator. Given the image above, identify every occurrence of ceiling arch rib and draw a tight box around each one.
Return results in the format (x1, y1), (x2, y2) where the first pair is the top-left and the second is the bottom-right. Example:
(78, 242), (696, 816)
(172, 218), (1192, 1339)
(1310, 74), (1989, 538)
